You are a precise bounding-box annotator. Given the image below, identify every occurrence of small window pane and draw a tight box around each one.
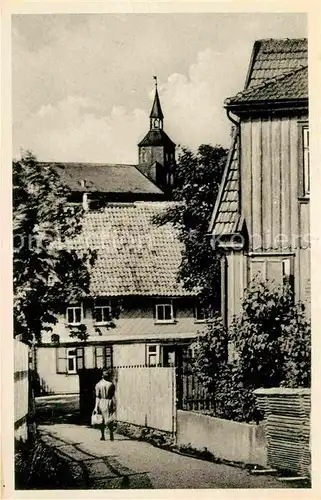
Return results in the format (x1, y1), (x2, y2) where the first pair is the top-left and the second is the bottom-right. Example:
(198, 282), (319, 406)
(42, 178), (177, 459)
(67, 309), (73, 323)
(95, 308), (103, 323)
(102, 307), (111, 322)
(164, 305), (172, 320)
(96, 347), (104, 357)
(149, 354), (157, 366)
(68, 357), (75, 372)
(148, 345), (157, 353)
(75, 308), (81, 323)
(157, 305), (164, 321)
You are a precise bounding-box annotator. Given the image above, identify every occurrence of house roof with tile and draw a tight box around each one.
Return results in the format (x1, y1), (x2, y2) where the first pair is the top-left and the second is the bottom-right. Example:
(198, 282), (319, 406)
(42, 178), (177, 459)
(245, 38), (307, 88)
(65, 202), (196, 297)
(226, 65), (308, 106)
(39, 162), (163, 195)
(210, 38), (308, 238)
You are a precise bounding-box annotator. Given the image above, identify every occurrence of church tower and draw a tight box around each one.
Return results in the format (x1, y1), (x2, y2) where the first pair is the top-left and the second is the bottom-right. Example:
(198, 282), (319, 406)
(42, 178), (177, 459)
(137, 77), (176, 193)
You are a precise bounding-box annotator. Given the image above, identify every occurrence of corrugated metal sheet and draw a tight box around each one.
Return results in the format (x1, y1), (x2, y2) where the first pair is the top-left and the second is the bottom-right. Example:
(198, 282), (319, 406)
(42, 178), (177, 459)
(254, 388), (310, 477)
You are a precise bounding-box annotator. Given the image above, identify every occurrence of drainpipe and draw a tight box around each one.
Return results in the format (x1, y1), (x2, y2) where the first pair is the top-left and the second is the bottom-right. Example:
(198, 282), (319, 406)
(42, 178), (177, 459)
(226, 108), (240, 130)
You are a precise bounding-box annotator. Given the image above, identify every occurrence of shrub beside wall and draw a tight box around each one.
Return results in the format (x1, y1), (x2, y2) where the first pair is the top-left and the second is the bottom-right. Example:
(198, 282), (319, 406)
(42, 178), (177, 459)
(15, 438), (86, 490)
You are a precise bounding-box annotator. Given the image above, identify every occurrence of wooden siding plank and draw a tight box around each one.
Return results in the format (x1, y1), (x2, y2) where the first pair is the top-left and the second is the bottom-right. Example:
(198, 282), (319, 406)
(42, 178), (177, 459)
(251, 119), (263, 250)
(241, 120), (252, 246)
(281, 118), (291, 252)
(290, 118), (300, 251)
(271, 120), (282, 249)
(262, 117), (273, 250)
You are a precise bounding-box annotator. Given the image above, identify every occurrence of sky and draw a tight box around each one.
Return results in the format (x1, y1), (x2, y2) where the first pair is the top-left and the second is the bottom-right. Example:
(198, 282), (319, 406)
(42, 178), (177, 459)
(12, 13), (307, 164)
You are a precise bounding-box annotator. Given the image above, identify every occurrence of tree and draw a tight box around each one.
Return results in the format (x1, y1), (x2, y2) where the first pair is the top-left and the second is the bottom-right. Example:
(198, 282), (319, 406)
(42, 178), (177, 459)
(13, 151), (96, 344)
(154, 144), (228, 310)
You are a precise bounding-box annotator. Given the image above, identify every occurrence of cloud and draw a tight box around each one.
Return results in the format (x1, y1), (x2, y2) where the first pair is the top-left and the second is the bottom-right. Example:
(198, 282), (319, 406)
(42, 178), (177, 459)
(14, 97), (148, 163)
(160, 47), (250, 151)
(14, 47), (240, 163)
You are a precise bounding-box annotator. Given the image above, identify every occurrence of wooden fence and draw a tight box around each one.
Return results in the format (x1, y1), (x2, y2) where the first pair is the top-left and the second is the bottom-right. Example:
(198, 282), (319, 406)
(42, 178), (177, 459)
(115, 366), (176, 433)
(176, 366), (216, 412)
(14, 339), (34, 441)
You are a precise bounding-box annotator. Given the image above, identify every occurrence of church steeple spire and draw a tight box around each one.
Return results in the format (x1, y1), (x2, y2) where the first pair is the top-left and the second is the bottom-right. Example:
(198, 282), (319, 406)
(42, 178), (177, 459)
(150, 76), (163, 130)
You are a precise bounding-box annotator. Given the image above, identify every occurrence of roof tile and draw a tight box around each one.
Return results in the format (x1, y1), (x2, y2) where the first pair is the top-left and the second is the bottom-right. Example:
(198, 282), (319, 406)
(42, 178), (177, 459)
(40, 162), (163, 195)
(247, 38), (307, 88)
(226, 65), (308, 105)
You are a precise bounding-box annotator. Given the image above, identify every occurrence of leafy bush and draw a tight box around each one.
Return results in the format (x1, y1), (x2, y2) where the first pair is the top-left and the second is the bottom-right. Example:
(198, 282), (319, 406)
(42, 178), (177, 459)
(192, 280), (311, 423)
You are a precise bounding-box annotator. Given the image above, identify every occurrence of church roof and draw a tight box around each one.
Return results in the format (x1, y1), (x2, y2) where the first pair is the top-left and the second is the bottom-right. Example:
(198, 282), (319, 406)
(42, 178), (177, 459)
(138, 129), (176, 148)
(63, 202), (197, 297)
(39, 162), (163, 195)
(150, 87), (164, 119)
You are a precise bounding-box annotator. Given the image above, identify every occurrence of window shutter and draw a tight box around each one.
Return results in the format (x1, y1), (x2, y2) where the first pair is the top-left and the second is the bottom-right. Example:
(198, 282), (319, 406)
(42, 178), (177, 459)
(76, 347), (84, 371)
(56, 347), (67, 374)
(94, 346), (104, 369)
(105, 345), (113, 369)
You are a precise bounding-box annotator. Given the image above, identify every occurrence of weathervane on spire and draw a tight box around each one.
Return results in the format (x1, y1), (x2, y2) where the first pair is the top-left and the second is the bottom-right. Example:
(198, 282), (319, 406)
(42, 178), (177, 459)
(153, 75), (158, 88)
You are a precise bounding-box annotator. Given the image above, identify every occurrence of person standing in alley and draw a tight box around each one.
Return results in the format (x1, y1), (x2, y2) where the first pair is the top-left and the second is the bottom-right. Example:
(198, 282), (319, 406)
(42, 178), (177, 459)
(93, 368), (116, 441)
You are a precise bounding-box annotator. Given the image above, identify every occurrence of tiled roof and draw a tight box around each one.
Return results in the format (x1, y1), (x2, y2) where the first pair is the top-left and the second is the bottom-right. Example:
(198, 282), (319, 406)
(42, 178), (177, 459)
(138, 130), (176, 147)
(39, 162), (163, 195)
(209, 131), (241, 236)
(226, 66), (308, 105)
(246, 38), (307, 88)
(65, 202), (196, 297)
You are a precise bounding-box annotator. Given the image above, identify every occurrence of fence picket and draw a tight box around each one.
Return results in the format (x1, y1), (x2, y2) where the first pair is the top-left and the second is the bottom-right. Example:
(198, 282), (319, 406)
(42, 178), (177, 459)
(116, 366), (175, 433)
(14, 339), (33, 442)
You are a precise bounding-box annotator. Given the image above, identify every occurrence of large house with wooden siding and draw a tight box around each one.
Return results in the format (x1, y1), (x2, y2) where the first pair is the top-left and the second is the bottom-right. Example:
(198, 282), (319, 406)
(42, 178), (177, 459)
(209, 38), (309, 327)
(35, 84), (204, 395)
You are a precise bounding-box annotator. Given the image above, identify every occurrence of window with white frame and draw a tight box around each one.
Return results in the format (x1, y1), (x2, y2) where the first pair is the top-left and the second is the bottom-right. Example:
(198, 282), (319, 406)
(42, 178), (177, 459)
(56, 347), (84, 374)
(155, 303), (174, 323)
(146, 344), (159, 366)
(66, 305), (82, 325)
(302, 126), (310, 197)
(94, 303), (111, 325)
